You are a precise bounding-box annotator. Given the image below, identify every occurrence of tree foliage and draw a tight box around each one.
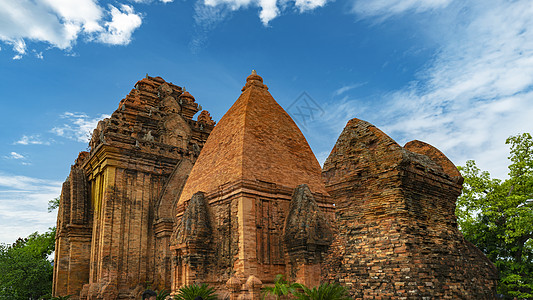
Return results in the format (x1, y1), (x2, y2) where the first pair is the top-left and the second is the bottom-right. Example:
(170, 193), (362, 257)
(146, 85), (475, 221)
(47, 197), (60, 213)
(262, 275), (350, 300)
(262, 274), (301, 299)
(457, 133), (533, 298)
(173, 283), (217, 300)
(0, 228), (56, 300)
(156, 290), (171, 300)
(293, 282), (350, 300)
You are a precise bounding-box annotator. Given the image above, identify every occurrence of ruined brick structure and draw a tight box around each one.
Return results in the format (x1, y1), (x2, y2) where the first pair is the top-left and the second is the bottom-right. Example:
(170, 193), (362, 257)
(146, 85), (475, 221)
(54, 71), (497, 299)
(53, 75), (215, 299)
(320, 119), (497, 299)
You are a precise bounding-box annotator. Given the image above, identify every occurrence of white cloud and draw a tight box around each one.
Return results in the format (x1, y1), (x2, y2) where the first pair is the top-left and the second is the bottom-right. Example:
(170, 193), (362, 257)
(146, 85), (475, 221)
(3, 152), (31, 165)
(9, 39), (27, 60)
(0, 0), (143, 58)
(0, 172), (61, 244)
(352, 0), (452, 20)
(6, 152), (25, 160)
(14, 134), (50, 145)
(51, 112), (110, 143)
(191, 0), (327, 50)
(294, 0), (326, 12)
(258, 0), (279, 25)
(0, 173), (61, 191)
(333, 82), (367, 96)
(40, 0), (104, 33)
(97, 5), (143, 45)
(202, 0), (328, 26)
(323, 0), (533, 180)
(131, 0), (174, 3)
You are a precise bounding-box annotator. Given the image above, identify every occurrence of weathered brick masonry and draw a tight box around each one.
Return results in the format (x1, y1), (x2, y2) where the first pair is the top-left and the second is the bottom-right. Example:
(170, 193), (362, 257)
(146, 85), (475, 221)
(53, 76), (214, 299)
(54, 72), (497, 299)
(321, 119), (497, 299)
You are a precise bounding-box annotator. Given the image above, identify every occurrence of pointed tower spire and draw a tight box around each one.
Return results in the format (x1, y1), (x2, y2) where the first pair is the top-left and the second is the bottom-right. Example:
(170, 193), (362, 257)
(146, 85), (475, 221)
(178, 71), (326, 204)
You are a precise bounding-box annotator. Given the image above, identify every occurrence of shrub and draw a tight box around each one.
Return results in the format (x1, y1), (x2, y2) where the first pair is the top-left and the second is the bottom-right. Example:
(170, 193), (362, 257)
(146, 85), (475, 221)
(174, 283), (217, 300)
(293, 282), (350, 300)
(262, 274), (300, 299)
(156, 290), (171, 300)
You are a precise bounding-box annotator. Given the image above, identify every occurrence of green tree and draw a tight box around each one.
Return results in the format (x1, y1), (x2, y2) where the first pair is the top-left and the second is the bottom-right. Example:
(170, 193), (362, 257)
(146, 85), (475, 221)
(0, 228), (56, 300)
(47, 197), (60, 213)
(456, 133), (533, 298)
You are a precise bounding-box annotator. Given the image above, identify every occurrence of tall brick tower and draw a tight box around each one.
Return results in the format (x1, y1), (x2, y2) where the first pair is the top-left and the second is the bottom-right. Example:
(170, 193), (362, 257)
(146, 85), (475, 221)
(171, 71), (334, 295)
(53, 76), (215, 299)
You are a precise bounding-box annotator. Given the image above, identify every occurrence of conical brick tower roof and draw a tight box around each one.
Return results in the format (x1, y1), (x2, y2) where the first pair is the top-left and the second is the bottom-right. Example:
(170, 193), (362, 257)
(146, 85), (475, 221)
(178, 71), (327, 204)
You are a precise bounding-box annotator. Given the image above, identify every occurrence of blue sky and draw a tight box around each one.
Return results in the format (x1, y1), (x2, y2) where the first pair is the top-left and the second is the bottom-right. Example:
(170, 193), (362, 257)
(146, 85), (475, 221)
(1, 0), (532, 244)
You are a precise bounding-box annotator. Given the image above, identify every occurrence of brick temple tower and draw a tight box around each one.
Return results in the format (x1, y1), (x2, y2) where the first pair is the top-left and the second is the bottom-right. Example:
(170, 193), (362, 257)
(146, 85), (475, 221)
(53, 76), (215, 299)
(171, 71), (335, 296)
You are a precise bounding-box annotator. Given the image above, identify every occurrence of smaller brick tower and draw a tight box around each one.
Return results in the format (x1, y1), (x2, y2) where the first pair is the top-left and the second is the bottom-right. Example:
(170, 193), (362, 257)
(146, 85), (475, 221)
(171, 71), (334, 296)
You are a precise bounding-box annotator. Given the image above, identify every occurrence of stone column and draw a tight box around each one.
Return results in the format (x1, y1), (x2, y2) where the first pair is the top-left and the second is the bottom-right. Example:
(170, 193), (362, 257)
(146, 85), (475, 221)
(154, 219), (174, 290)
(66, 225), (92, 298)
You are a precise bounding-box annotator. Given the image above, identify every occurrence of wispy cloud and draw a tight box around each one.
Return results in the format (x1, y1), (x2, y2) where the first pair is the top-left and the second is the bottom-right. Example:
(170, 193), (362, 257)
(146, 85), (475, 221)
(0, 173), (61, 191)
(3, 152), (31, 165)
(315, 150), (330, 167)
(51, 112), (110, 143)
(14, 134), (50, 145)
(0, 172), (62, 244)
(333, 82), (367, 97)
(322, 0), (533, 179)
(131, 0), (174, 3)
(0, 0), (143, 59)
(6, 152), (25, 160)
(190, 2), (231, 52)
(352, 0), (452, 20)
